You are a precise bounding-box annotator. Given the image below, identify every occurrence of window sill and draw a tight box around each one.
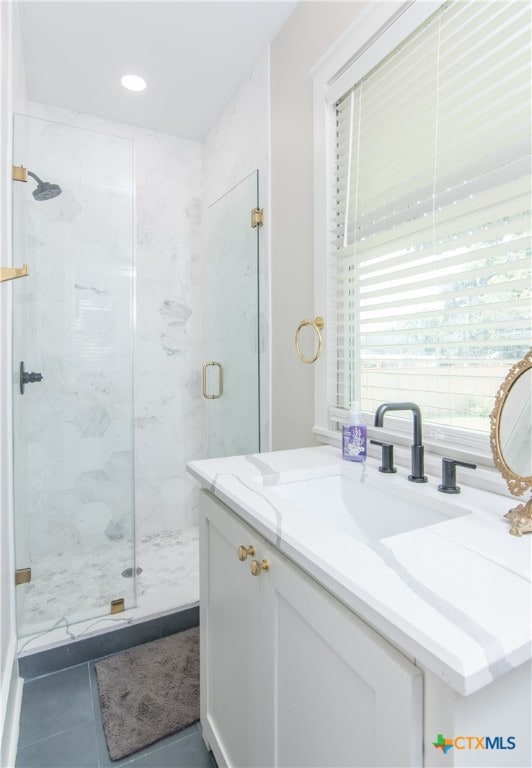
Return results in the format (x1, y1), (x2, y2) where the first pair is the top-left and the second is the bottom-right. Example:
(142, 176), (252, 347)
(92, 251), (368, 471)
(313, 425), (514, 500)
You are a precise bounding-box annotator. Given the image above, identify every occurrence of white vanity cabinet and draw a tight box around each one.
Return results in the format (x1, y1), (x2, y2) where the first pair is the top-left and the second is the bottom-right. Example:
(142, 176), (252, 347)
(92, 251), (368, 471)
(199, 489), (423, 768)
(198, 490), (264, 767)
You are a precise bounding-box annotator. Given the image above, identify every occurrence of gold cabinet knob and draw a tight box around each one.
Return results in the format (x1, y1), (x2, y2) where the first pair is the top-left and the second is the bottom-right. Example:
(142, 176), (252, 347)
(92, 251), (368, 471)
(237, 544), (256, 561)
(250, 558), (270, 576)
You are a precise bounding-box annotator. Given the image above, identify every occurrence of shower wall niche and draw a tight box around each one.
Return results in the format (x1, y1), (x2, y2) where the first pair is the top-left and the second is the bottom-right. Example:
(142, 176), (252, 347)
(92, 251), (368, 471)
(12, 114), (136, 635)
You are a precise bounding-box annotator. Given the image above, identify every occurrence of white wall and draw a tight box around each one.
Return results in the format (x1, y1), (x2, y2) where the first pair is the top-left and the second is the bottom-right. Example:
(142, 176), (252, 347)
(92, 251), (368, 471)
(203, 49), (271, 450)
(269, 1), (368, 449)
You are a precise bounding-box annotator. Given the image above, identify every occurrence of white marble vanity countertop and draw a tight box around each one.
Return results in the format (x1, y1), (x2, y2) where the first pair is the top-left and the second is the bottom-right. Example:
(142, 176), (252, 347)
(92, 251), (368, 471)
(187, 445), (531, 696)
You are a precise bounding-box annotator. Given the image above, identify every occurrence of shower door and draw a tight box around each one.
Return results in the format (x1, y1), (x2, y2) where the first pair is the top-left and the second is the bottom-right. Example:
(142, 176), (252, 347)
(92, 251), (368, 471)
(12, 114), (136, 636)
(204, 171), (260, 458)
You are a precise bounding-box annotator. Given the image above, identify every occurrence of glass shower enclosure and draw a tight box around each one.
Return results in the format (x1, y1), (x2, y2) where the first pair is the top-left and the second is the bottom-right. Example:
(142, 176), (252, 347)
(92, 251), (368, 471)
(204, 171), (260, 458)
(12, 114), (136, 637)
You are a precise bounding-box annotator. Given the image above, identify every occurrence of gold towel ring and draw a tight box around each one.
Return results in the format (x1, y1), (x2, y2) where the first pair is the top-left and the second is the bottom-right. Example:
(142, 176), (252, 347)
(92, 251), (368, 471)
(295, 316), (325, 364)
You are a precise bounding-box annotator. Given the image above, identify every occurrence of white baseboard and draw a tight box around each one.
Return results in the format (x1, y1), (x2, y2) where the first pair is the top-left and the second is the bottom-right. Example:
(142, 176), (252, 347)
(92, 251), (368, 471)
(0, 637), (23, 768)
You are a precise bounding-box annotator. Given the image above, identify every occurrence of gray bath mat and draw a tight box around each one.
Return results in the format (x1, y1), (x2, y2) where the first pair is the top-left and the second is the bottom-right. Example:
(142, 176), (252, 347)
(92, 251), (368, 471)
(94, 626), (199, 761)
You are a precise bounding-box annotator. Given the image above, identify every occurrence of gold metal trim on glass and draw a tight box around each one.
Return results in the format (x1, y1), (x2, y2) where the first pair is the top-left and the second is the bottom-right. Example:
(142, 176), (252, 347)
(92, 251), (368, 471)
(15, 567), (31, 585)
(111, 598), (125, 614)
(251, 208), (264, 228)
(5, 168), (31, 281)
(295, 316), (324, 364)
(250, 558), (270, 576)
(0, 264), (29, 282)
(489, 349), (532, 536)
(237, 544), (256, 561)
(12, 164), (28, 182)
(202, 361), (223, 399)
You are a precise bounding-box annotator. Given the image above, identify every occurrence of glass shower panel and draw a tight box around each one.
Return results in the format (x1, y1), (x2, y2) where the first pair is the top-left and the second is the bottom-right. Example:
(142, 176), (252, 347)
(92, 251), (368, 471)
(204, 171), (260, 458)
(12, 114), (136, 636)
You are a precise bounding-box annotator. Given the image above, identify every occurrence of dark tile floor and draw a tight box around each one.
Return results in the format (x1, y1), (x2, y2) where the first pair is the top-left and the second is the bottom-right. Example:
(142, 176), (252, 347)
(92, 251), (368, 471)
(16, 660), (216, 768)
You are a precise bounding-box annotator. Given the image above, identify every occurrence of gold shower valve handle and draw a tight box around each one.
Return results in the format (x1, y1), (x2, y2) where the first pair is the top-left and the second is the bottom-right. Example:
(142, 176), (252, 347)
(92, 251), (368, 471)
(250, 558), (270, 576)
(237, 544), (256, 561)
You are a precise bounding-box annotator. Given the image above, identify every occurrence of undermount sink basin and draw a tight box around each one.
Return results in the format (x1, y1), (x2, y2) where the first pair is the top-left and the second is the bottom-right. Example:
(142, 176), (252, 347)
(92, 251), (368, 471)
(254, 470), (471, 540)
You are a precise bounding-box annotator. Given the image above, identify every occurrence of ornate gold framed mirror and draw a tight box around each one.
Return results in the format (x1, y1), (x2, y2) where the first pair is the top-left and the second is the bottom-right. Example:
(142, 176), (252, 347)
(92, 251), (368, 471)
(489, 350), (532, 536)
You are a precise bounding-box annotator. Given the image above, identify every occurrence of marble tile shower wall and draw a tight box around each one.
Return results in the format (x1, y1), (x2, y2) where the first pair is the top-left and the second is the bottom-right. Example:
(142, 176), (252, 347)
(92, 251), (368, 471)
(24, 103), (205, 546)
(133, 128), (204, 538)
(13, 115), (135, 566)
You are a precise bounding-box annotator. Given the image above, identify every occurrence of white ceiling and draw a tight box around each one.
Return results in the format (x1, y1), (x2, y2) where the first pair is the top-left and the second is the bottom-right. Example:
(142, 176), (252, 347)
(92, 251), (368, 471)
(17, 0), (298, 140)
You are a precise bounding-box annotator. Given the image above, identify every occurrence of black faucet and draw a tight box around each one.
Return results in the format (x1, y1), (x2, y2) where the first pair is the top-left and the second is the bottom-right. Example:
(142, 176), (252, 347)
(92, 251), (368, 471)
(374, 402), (427, 483)
(369, 439), (397, 473)
(438, 458), (477, 493)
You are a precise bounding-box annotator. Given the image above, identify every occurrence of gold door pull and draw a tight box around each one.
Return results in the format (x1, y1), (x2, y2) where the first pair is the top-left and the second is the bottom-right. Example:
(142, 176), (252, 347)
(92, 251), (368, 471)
(295, 316), (324, 364)
(250, 558), (270, 576)
(202, 361), (223, 399)
(0, 264), (29, 283)
(237, 544), (256, 561)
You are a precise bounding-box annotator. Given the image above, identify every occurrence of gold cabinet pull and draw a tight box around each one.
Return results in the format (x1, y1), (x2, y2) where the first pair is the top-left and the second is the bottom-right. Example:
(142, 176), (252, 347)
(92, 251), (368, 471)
(237, 544), (256, 561)
(250, 558), (270, 576)
(202, 361), (223, 399)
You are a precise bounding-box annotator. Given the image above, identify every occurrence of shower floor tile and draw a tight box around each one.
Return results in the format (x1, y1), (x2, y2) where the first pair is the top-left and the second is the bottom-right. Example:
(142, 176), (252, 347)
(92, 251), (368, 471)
(17, 527), (199, 654)
(135, 527), (199, 611)
(18, 538), (136, 635)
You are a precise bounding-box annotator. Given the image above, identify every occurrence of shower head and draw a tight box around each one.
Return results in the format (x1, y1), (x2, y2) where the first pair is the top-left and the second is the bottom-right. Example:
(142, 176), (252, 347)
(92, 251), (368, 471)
(27, 170), (62, 201)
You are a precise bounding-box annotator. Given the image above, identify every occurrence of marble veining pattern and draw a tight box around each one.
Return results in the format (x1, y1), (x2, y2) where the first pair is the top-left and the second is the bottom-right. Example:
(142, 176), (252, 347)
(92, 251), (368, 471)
(23, 101), (205, 545)
(12, 104), (205, 638)
(12, 113), (136, 597)
(187, 445), (532, 696)
(15, 49), (268, 639)
(17, 526), (199, 653)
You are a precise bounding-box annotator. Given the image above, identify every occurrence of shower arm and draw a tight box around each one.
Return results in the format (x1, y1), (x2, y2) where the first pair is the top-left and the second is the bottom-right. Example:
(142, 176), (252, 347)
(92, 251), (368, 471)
(27, 170), (43, 184)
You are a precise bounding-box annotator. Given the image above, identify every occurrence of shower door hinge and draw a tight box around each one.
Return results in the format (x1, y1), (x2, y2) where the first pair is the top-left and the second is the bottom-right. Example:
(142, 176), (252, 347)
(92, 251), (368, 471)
(110, 598), (125, 614)
(15, 567), (32, 585)
(251, 208), (264, 228)
(12, 165), (28, 182)
(0, 264), (29, 283)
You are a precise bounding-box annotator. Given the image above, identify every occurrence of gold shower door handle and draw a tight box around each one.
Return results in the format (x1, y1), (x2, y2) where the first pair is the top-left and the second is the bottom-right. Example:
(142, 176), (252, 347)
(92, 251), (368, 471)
(202, 361), (223, 399)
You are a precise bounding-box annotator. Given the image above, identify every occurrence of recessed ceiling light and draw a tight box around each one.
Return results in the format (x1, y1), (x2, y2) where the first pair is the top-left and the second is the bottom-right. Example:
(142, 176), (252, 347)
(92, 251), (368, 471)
(121, 75), (147, 92)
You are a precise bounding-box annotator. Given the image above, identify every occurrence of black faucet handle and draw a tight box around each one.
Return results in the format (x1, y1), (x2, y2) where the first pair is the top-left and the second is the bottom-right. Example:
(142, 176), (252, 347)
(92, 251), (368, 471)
(438, 457), (477, 494)
(370, 439), (397, 473)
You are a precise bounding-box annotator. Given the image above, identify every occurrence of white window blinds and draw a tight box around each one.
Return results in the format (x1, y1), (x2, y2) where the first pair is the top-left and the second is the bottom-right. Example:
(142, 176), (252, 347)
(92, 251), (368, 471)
(330, 0), (531, 437)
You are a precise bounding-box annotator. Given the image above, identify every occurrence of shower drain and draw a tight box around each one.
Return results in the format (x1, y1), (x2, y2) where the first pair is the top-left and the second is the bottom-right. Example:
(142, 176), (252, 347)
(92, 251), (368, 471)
(121, 566), (143, 578)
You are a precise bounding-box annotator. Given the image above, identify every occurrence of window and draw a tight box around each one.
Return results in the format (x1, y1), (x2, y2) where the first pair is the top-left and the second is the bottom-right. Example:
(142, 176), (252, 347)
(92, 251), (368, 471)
(320, 0), (531, 450)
